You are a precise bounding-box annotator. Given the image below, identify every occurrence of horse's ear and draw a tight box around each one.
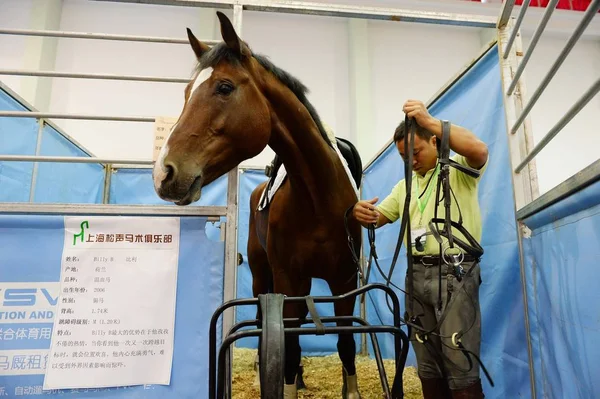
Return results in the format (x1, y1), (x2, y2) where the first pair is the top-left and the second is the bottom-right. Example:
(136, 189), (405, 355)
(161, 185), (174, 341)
(216, 11), (250, 57)
(186, 28), (210, 60)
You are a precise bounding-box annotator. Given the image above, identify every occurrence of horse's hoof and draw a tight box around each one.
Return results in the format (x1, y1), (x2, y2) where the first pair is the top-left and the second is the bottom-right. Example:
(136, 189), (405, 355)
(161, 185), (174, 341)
(284, 382), (298, 399)
(296, 365), (307, 390)
(253, 371), (260, 387)
(342, 368), (361, 399)
(253, 361), (261, 387)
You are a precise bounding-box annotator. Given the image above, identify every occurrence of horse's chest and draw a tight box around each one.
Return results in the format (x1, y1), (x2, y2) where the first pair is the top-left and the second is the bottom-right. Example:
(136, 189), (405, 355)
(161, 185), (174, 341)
(270, 223), (340, 266)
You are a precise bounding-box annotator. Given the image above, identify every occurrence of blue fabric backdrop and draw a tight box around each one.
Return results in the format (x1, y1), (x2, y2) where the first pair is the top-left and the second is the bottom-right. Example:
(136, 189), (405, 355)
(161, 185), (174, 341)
(522, 178), (600, 399)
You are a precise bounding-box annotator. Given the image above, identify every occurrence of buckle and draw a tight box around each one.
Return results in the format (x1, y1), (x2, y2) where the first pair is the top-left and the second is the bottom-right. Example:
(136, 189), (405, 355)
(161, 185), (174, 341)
(419, 256), (436, 266)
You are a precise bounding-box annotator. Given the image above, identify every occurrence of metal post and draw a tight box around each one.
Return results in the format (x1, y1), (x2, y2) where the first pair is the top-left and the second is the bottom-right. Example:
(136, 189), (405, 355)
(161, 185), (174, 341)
(499, 23), (537, 209)
(221, 7), (243, 397)
(510, 0), (600, 134)
(221, 0), (243, 352)
(29, 119), (45, 202)
(498, 19), (537, 399)
(515, 77), (600, 173)
(503, 0), (531, 58)
(497, 0), (516, 29)
(514, 25), (540, 200)
(506, 0), (559, 96)
(103, 164), (113, 204)
(357, 184), (368, 356)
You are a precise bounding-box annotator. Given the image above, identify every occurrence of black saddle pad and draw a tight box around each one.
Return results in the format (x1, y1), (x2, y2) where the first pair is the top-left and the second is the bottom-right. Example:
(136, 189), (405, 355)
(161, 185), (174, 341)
(335, 136), (362, 189)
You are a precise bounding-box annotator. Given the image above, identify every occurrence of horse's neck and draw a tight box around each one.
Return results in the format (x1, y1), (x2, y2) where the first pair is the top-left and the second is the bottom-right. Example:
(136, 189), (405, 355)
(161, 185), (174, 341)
(263, 85), (341, 210)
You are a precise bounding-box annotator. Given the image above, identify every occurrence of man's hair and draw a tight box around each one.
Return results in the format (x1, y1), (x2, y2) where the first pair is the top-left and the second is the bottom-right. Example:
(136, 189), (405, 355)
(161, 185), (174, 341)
(393, 120), (434, 143)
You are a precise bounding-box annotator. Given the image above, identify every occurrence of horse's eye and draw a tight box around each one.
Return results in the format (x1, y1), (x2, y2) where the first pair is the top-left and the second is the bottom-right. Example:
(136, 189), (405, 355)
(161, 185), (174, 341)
(217, 82), (234, 96)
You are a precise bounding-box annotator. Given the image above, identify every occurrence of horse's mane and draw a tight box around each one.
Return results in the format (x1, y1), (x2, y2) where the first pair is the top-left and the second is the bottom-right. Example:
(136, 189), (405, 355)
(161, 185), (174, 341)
(195, 43), (333, 194)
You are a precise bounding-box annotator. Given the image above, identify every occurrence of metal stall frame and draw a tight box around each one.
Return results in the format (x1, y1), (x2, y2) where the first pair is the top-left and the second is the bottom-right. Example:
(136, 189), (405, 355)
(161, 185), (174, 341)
(0, 0), (497, 362)
(15, 1), (600, 396)
(497, 1), (600, 398)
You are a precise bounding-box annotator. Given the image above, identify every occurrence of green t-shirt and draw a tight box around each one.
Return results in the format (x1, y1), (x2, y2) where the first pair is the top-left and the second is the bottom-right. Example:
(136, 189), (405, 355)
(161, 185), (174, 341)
(377, 154), (487, 256)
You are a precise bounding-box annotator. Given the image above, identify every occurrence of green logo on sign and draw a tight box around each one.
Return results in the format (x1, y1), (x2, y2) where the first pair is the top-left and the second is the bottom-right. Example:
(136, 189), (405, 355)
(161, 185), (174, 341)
(73, 220), (89, 245)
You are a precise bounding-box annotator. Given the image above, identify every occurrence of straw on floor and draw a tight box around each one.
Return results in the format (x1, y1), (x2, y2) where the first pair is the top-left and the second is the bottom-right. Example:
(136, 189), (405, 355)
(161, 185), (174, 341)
(231, 347), (423, 399)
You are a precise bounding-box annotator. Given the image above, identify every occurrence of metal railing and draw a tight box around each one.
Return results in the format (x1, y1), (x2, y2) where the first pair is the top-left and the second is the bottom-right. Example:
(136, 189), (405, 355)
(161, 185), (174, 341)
(0, 111), (156, 122)
(514, 77), (600, 173)
(506, 0), (560, 96)
(497, 4), (599, 398)
(510, 0), (600, 134)
(501, 0), (600, 216)
(0, 27), (218, 45)
(0, 155), (153, 165)
(503, 0), (531, 58)
(0, 69), (190, 84)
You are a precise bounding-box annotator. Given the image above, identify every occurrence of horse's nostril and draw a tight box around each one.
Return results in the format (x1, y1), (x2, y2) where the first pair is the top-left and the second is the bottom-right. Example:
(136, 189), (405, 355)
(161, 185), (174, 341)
(164, 163), (175, 183)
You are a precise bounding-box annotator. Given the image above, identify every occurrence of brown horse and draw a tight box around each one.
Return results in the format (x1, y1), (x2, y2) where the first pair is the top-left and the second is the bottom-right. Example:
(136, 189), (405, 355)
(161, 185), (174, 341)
(152, 12), (363, 398)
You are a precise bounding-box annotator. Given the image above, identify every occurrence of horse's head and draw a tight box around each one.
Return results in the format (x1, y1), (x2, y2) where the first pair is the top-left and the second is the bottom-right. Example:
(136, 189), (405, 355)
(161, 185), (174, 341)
(153, 12), (271, 205)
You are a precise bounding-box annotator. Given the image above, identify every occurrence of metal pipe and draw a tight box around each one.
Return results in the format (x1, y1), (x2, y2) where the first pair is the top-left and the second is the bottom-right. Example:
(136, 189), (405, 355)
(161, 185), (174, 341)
(0, 69), (190, 84)
(497, 0), (516, 29)
(221, 6), (243, 388)
(103, 165), (113, 204)
(499, 21), (538, 398)
(0, 203), (228, 217)
(0, 111), (155, 122)
(515, 77), (600, 173)
(511, 0), (600, 133)
(0, 155), (153, 165)
(503, 0), (531, 59)
(29, 119), (45, 202)
(506, 0), (560, 96)
(92, 0), (497, 28)
(0, 27), (218, 45)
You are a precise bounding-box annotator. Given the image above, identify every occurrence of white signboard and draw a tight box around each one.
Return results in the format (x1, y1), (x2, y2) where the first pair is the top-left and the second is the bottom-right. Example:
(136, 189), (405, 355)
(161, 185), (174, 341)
(153, 117), (178, 162)
(43, 216), (180, 390)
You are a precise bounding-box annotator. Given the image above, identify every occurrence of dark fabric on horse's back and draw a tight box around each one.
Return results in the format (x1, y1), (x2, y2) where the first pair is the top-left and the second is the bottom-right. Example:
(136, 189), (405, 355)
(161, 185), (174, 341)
(336, 137), (362, 189)
(260, 137), (362, 204)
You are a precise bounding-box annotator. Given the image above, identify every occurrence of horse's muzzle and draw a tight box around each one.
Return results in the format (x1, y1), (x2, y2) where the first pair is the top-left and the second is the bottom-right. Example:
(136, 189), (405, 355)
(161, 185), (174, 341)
(154, 166), (203, 206)
(174, 175), (203, 205)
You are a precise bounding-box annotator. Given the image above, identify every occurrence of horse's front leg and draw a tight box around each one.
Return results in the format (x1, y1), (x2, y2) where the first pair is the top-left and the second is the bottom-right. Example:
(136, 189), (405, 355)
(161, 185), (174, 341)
(247, 187), (273, 387)
(330, 278), (361, 399)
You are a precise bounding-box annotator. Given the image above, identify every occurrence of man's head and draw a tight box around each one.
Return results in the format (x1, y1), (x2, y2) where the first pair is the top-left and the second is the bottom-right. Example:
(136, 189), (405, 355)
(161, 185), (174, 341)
(393, 121), (438, 176)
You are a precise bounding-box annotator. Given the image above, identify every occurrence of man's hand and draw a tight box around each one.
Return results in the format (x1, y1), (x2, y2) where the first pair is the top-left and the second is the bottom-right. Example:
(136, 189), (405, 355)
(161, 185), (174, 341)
(403, 100), (435, 128)
(353, 197), (381, 226)
(403, 99), (488, 169)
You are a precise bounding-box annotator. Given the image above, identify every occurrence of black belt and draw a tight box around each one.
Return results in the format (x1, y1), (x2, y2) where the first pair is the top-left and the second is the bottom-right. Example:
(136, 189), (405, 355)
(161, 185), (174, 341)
(413, 254), (479, 266)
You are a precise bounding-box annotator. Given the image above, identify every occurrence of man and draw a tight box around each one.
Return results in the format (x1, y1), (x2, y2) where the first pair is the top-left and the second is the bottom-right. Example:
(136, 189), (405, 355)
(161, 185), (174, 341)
(352, 100), (488, 399)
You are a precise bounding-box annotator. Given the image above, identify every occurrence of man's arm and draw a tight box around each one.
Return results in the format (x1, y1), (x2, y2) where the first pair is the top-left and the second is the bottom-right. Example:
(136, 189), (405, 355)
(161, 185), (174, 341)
(403, 100), (488, 169)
